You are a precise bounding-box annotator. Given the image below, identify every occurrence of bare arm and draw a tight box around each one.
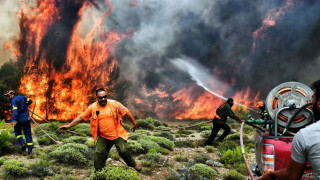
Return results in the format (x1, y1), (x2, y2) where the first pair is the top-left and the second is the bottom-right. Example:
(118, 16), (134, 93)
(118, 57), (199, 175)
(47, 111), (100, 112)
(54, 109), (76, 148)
(256, 158), (306, 180)
(126, 111), (137, 132)
(59, 115), (84, 131)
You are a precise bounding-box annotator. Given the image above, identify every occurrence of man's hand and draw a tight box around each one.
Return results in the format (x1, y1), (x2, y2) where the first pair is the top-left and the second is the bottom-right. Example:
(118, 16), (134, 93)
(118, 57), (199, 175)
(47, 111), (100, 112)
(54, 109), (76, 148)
(11, 121), (17, 127)
(131, 124), (137, 132)
(256, 170), (274, 180)
(58, 125), (70, 132)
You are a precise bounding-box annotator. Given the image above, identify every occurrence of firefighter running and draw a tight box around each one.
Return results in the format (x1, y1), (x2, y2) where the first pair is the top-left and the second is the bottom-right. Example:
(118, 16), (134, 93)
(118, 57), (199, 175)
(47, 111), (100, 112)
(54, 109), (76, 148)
(204, 98), (241, 146)
(59, 88), (141, 172)
(4, 90), (33, 154)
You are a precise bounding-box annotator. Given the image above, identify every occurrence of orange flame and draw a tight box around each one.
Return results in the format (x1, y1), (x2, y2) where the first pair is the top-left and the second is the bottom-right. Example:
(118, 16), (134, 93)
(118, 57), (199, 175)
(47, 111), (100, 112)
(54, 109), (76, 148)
(17, 0), (126, 120)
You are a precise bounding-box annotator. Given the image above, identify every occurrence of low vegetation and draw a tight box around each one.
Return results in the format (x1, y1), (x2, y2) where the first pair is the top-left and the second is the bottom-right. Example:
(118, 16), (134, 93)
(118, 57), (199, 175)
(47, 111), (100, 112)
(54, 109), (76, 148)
(0, 116), (256, 179)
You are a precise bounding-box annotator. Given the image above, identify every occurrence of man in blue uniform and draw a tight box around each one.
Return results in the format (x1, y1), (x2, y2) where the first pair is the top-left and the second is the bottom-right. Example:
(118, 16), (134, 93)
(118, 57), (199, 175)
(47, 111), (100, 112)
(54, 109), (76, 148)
(4, 90), (33, 154)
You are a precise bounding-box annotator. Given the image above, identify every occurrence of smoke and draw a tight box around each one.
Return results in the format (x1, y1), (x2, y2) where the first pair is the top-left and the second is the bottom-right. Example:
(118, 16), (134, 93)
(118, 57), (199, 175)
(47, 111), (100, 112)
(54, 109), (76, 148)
(2, 0), (320, 119)
(105, 0), (320, 98)
(0, 0), (20, 66)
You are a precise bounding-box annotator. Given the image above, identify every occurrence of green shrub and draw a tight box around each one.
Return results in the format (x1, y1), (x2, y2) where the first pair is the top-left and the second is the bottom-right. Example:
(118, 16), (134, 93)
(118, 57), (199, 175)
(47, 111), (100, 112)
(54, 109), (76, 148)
(217, 141), (238, 153)
(174, 140), (195, 148)
(85, 140), (95, 149)
(147, 148), (157, 154)
(136, 119), (155, 130)
(233, 106), (250, 120)
(174, 155), (188, 162)
(152, 131), (174, 141)
(31, 159), (53, 177)
(0, 157), (7, 165)
(37, 133), (59, 145)
(86, 165), (141, 180)
(222, 146), (248, 165)
(34, 122), (59, 136)
(149, 136), (174, 150)
(122, 123), (131, 131)
(145, 117), (163, 127)
(226, 163), (248, 176)
(61, 167), (74, 175)
(0, 119), (13, 154)
(49, 143), (89, 166)
(191, 123), (213, 131)
(69, 123), (91, 136)
(205, 146), (216, 153)
(194, 153), (210, 164)
(225, 133), (251, 144)
(176, 129), (193, 135)
(159, 147), (170, 155)
(109, 150), (120, 160)
(128, 140), (144, 155)
(62, 136), (88, 144)
(138, 138), (160, 153)
(3, 159), (28, 177)
(223, 169), (246, 180)
(201, 130), (211, 139)
(243, 125), (254, 134)
(189, 163), (217, 180)
(140, 153), (167, 167)
(154, 126), (171, 131)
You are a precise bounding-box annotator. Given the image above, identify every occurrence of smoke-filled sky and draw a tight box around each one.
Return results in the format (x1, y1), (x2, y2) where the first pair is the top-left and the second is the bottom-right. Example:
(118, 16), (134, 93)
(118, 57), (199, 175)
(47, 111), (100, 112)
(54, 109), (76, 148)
(1, 0), (320, 119)
(107, 0), (320, 95)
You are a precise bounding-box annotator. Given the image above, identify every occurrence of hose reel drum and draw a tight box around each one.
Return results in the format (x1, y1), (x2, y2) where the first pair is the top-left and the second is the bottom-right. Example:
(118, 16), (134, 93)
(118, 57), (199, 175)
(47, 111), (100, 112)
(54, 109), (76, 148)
(265, 82), (314, 134)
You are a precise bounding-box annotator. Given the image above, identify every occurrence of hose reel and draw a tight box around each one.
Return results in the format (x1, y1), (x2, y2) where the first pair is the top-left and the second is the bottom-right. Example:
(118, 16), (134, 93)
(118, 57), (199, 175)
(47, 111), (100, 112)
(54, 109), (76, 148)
(265, 82), (314, 134)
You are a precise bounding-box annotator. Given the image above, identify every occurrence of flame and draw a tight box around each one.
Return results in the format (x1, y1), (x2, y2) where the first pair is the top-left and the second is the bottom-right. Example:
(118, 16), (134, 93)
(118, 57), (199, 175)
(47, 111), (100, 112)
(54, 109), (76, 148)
(7, 0), (261, 121)
(16, 0), (126, 120)
(171, 85), (260, 120)
(252, 0), (301, 51)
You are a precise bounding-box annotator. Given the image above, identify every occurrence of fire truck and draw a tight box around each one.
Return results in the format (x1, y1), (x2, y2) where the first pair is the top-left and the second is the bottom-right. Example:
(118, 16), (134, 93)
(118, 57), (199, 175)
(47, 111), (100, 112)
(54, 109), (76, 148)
(249, 82), (315, 179)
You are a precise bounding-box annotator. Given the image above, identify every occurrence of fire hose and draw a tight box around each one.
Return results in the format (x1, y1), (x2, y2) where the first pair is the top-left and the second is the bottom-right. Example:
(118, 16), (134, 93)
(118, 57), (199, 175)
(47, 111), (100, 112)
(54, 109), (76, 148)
(240, 120), (255, 180)
(29, 116), (62, 146)
(29, 110), (88, 137)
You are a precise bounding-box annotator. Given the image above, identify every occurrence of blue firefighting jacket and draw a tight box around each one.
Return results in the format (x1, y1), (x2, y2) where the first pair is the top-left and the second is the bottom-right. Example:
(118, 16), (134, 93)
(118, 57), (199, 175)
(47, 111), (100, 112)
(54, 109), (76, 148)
(11, 95), (32, 123)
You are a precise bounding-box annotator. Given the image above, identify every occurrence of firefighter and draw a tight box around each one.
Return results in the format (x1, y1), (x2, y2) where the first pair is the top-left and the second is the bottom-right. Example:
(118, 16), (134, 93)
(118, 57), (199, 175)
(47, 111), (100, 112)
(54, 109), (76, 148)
(4, 90), (33, 154)
(59, 88), (141, 172)
(257, 101), (269, 120)
(204, 98), (241, 146)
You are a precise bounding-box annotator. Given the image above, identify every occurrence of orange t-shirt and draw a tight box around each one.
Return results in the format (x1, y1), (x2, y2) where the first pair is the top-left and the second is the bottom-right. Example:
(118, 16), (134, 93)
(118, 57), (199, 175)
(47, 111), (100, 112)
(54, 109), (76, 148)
(80, 100), (129, 140)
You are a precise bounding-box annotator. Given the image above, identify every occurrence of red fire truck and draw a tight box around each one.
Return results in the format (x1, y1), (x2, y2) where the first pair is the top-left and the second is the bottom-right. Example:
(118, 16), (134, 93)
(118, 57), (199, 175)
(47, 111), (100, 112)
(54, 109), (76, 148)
(249, 82), (315, 179)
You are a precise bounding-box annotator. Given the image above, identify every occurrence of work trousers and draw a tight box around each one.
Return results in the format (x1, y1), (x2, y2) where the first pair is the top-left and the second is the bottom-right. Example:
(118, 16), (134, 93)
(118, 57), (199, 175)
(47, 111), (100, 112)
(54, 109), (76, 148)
(14, 120), (33, 153)
(94, 136), (136, 171)
(204, 123), (231, 146)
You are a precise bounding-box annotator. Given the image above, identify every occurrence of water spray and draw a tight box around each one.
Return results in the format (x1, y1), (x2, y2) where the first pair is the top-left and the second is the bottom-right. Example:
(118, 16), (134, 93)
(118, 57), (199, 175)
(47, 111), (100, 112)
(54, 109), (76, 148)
(190, 74), (260, 114)
(172, 57), (260, 114)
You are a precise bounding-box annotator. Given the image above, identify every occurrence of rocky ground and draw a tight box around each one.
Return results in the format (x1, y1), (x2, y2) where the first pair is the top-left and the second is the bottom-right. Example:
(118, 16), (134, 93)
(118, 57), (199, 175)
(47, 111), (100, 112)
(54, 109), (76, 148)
(0, 119), (257, 180)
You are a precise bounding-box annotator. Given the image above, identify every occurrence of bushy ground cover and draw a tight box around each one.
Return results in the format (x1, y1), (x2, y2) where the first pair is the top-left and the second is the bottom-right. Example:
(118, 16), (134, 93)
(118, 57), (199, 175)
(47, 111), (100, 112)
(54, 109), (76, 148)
(0, 116), (256, 179)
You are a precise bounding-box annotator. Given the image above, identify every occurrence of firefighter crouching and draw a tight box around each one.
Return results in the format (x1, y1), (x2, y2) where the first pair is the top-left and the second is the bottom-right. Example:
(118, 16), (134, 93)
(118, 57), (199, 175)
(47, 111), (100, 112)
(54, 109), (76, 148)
(4, 90), (33, 154)
(204, 98), (241, 146)
(59, 88), (141, 172)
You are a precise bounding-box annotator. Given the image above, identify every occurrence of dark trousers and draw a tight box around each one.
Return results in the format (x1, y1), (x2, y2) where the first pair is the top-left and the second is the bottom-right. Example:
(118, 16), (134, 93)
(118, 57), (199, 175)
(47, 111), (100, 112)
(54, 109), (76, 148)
(94, 136), (136, 171)
(204, 124), (231, 145)
(14, 120), (33, 153)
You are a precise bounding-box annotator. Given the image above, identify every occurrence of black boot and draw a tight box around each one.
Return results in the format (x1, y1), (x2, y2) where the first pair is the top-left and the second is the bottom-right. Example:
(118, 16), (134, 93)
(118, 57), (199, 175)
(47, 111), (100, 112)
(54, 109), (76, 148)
(21, 143), (27, 151)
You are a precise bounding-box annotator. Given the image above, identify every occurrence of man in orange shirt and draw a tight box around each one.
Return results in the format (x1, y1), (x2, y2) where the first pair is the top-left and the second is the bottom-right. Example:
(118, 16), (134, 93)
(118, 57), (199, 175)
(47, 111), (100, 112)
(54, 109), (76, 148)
(59, 88), (141, 172)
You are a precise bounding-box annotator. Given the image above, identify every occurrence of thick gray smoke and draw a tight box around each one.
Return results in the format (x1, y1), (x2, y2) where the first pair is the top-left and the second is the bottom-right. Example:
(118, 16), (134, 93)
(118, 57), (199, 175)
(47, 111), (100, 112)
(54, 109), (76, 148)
(2, 0), (320, 119)
(0, 0), (20, 66)
(103, 0), (320, 99)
